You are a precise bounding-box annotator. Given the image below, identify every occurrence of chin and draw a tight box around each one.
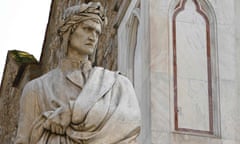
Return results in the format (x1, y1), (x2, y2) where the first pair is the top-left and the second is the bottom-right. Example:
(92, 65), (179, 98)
(86, 48), (95, 55)
(76, 47), (94, 54)
(81, 50), (94, 55)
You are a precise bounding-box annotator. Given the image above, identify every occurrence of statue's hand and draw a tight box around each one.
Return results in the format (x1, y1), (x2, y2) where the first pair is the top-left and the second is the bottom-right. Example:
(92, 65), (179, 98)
(43, 105), (72, 135)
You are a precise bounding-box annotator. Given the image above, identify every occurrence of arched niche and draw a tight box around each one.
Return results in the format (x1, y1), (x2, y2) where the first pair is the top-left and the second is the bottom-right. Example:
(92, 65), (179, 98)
(169, 0), (220, 136)
(118, 0), (151, 143)
(125, 8), (140, 83)
(118, 1), (140, 84)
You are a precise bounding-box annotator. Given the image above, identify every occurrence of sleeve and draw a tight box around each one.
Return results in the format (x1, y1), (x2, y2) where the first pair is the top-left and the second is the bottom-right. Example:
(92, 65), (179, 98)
(15, 81), (41, 144)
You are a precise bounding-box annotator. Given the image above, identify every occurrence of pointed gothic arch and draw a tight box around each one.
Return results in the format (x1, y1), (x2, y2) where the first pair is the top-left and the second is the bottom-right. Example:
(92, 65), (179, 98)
(169, 0), (220, 136)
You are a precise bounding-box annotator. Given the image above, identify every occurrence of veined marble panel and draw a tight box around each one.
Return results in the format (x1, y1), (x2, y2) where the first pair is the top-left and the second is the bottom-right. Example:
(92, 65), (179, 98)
(150, 0), (170, 10)
(152, 131), (170, 144)
(148, 0), (239, 143)
(151, 72), (170, 132)
(218, 25), (236, 81)
(175, 0), (210, 131)
(220, 80), (240, 141)
(177, 78), (210, 131)
(208, 0), (217, 7)
(210, 0), (235, 25)
(236, 0), (240, 84)
(170, 133), (222, 144)
(222, 139), (240, 144)
(150, 6), (169, 73)
(176, 22), (208, 80)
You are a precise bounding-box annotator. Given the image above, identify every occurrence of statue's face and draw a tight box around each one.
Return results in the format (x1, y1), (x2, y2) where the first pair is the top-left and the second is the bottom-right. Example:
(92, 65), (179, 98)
(68, 19), (102, 56)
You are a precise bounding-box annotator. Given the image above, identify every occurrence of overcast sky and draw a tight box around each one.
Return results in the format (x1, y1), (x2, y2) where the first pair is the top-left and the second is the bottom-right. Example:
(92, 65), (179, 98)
(0, 0), (51, 85)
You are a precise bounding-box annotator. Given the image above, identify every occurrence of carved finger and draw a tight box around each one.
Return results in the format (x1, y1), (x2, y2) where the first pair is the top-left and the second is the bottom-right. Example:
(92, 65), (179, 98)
(56, 125), (64, 135)
(50, 123), (57, 133)
(62, 126), (67, 134)
(43, 120), (51, 130)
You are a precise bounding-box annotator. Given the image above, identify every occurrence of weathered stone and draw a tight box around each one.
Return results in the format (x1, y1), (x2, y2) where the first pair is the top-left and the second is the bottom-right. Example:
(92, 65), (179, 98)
(0, 50), (40, 144)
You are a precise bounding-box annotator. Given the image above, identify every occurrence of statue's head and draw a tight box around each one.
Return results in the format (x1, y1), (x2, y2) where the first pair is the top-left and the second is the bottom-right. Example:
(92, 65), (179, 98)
(57, 2), (107, 62)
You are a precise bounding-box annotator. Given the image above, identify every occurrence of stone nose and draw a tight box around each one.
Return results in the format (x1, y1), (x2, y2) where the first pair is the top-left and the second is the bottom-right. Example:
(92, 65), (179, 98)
(88, 31), (97, 42)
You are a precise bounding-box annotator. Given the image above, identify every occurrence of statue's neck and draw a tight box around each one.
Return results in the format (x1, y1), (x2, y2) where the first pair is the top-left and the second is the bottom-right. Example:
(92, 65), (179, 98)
(66, 47), (89, 62)
(58, 58), (92, 75)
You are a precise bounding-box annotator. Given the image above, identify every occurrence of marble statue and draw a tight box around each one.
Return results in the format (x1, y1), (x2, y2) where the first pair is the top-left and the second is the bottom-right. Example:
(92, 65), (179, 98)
(15, 2), (141, 144)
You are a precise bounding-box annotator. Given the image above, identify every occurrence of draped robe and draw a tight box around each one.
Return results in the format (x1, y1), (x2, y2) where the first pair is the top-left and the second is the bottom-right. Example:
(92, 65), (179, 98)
(15, 65), (141, 144)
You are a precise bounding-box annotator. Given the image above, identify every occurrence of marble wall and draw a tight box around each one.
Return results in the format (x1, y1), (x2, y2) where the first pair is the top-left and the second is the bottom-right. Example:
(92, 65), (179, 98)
(149, 0), (170, 143)
(117, 0), (240, 143)
(148, 0), (240, 143)
(210, 0), (240, 142)
(236, 0), (240, 102)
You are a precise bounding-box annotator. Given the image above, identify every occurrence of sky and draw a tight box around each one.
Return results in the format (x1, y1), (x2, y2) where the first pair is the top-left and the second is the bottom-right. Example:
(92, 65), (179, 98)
(0, 0), (52, 85)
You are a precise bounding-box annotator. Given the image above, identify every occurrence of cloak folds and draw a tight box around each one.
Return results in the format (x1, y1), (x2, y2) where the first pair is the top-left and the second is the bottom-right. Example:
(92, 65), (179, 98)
(15, 67), (141, 144)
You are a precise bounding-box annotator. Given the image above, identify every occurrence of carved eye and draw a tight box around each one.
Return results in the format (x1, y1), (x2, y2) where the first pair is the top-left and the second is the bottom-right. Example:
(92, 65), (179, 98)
(83, 26), (91, 31)
(96, 30), (100, 36)
(96, 5), (100, 10)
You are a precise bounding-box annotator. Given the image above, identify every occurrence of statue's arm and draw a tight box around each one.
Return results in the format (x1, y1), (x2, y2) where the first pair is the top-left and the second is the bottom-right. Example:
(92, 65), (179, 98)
(42, 103), (72, 135)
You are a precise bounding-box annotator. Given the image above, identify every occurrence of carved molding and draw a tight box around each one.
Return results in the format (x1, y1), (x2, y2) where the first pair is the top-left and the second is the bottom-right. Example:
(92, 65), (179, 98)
(169, 0), (220, 137)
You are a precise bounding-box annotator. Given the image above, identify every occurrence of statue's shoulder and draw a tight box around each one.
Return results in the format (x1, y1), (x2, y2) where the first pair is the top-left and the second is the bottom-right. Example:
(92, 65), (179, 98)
(93, 66), (123, 77)
(40, 68), (61, 79)
(33, 68), (60, 82)
(23, 68), (60, 91)
(93, 66), (131, 84)
(93, 66), (116, 74)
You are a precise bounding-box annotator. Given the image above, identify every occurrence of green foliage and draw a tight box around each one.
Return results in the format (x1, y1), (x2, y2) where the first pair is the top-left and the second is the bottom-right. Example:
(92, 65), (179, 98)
(10, 50), (38, 64)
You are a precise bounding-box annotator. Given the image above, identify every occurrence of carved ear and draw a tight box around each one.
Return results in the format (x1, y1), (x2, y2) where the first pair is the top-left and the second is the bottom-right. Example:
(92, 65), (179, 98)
(70, 24), (77, 34)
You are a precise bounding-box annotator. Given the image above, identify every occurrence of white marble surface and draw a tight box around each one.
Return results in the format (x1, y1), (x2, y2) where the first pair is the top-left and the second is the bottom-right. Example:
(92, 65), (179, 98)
(176, 22), (207, 80)
(152, 131), (170, 144)
(218, 25), (236, 81)
(209, 0), (235, 25)
(220, 80), (240, 140)
(148, 0), (240, 143)
(177, 78), (210, 131)
(150, 7), (169, 73)
(150, 0), (170, 10)
(170, 133), (222, 144)
(222, 139), (240, 144)
(117, 0), (240, 143)
(175, 2), (210, 131)
(151, 72), (170, 132)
